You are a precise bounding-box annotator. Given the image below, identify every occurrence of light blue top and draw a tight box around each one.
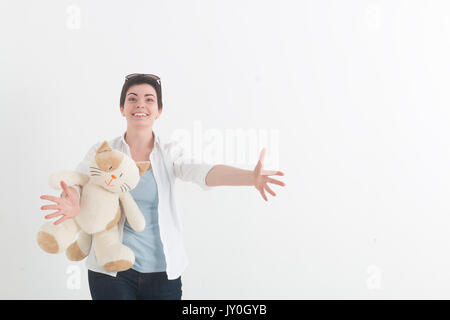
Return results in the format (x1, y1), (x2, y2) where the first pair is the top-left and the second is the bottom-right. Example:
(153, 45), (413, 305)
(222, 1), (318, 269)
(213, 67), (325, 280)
(122, 168), (167, 273)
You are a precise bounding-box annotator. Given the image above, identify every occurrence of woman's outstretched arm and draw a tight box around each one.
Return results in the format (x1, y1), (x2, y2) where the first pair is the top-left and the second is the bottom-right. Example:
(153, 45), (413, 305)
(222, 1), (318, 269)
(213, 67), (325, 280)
(205, 148), (286, 201)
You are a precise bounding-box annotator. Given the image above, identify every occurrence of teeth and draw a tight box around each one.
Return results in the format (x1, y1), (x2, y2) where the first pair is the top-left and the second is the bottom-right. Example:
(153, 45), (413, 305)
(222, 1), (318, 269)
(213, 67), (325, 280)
(133, 113), (148, 116)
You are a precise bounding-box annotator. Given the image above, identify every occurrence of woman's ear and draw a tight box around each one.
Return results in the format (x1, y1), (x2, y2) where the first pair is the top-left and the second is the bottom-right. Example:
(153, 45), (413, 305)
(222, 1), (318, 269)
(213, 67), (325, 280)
(120, 106), (125, 117)
(156, 108), (162, 120)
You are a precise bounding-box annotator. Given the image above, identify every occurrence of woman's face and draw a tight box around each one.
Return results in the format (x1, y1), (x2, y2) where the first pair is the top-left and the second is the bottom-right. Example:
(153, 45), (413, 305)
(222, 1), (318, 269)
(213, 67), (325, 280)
(120, 83), (161, 127)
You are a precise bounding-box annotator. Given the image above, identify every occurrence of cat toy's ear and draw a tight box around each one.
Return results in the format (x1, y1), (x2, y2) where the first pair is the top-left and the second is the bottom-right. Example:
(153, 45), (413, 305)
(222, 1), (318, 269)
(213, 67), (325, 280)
(135, 161), (151, 177)
(96, 141), (112, 154)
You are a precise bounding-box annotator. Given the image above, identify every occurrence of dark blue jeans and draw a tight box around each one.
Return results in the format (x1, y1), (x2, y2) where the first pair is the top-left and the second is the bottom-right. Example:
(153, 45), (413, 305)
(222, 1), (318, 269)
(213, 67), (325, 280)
(88, 268), (182, 300)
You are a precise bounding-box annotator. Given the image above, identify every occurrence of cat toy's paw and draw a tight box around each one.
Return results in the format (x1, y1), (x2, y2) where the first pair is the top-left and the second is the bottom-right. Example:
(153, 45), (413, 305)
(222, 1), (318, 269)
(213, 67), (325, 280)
(37, 231), (59, 254)
(66, 242), (89, 261)
(103, 259), (133, 272)
(96, 242), (135, 272)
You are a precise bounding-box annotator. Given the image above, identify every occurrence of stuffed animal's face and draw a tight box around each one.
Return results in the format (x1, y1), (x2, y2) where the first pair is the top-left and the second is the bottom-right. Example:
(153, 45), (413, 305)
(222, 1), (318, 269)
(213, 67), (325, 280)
(88, 141), (148, 193)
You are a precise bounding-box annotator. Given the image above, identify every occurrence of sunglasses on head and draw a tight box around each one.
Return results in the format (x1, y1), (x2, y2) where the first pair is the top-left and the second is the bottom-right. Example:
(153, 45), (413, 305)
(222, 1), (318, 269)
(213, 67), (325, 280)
(125, 73), (161, 85)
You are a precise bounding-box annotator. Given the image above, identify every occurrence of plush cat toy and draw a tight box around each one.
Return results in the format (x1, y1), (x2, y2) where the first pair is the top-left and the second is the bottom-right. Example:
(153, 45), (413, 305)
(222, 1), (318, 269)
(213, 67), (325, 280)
(37, 141), (150, 272)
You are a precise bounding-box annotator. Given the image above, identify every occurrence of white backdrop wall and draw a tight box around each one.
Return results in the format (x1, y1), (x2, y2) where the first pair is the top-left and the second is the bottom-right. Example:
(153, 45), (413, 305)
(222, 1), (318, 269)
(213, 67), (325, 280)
(1, 0), (450, 299)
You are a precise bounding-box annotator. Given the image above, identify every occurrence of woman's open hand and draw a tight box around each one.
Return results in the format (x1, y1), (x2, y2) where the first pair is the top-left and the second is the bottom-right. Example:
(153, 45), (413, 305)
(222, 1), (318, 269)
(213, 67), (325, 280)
(40, 181), (80, 225)
(253, 148), (286, 201)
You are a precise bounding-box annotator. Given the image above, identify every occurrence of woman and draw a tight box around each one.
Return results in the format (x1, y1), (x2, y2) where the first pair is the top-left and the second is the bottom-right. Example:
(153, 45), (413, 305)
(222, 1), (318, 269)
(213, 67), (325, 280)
(39, 73), (286, 300)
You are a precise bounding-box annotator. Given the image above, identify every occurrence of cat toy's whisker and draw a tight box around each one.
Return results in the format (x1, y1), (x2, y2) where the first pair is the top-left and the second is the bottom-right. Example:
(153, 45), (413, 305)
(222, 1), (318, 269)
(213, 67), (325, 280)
(91, 174), (100, 176)
(90, 166), (100, 170)
(120, 185), (125, 192)
(124, 183), (131, 191)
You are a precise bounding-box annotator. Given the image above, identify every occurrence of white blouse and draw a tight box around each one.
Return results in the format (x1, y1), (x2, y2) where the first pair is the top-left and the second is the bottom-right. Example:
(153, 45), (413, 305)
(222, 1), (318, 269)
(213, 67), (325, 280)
(74, 130), (216, 279)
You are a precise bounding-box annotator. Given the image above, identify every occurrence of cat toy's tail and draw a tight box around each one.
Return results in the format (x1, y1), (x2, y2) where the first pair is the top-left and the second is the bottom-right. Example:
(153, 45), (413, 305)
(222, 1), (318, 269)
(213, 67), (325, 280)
(48, 171), (90, 190)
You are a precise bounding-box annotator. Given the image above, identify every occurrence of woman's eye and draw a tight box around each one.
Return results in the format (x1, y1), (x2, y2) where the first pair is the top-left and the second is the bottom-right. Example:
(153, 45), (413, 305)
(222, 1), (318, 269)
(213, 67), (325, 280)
(146, 99), (154, 102)
(129, 98), (136, 102)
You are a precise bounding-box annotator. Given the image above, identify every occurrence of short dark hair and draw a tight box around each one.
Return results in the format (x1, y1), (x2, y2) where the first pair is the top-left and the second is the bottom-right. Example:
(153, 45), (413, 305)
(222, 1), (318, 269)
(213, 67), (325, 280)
(119, 74), (163, 110)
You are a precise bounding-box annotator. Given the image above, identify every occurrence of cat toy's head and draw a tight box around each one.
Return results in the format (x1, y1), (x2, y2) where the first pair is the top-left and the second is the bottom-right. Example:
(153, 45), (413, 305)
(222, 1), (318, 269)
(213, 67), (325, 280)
(88, 141), (150, 193)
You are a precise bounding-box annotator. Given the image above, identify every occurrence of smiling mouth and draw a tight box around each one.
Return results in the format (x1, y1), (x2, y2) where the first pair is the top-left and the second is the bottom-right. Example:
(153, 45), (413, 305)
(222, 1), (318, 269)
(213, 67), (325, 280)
(132, 112), (149, 118)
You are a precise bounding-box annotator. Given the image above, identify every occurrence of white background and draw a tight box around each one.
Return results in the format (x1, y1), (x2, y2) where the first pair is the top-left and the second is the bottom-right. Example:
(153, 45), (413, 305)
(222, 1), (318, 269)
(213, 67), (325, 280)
(1, 0), (450, 299)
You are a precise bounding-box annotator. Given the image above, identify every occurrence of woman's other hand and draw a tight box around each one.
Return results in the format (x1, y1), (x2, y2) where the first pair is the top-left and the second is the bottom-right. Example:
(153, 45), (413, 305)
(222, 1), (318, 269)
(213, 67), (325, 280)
(253, 148), (286, 201)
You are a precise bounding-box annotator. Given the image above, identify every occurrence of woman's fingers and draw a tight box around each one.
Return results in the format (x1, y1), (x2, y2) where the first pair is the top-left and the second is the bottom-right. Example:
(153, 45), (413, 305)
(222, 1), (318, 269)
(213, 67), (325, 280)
(267, 177), (286, 187)
(60, 181), (70, 197)
(264, 184), (276, 197)
(261, 170), (284, 176)
(40, 195), (60, 203)
(259, 148), (266, 163)
(54, 215), (69, 225)
(254, 148), (284, 202)
(256, 161), (262, 172)
(45, 211), (62, 220)
(261, 170), (277, 176)
(41, 204), (59, 211)
(259, 187), (268, 201)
